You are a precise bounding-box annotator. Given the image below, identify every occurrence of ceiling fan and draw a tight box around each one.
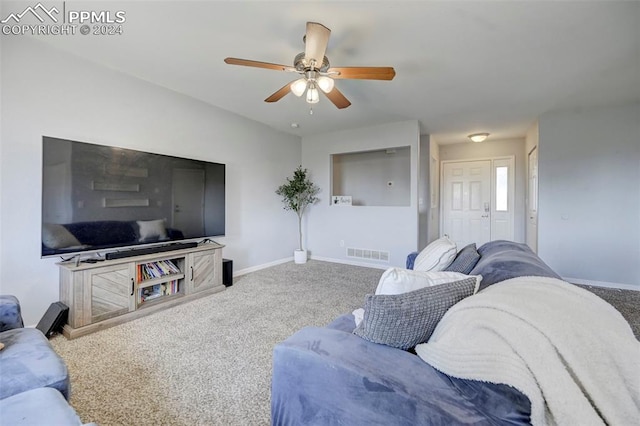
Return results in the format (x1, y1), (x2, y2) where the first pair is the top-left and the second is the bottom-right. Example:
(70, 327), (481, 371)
(224, 22), (396, 109)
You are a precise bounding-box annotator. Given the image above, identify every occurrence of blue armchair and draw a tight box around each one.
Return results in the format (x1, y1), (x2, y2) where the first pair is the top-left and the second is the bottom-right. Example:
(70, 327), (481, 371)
(0, 295), (69, 399)
(0, 295), (96, 425)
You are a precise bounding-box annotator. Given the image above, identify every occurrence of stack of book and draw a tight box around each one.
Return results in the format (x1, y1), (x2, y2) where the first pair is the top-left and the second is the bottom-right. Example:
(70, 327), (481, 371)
(139, 280), (180, 303)
(137, 260), (180, 281)
(137, 259), (181, 304)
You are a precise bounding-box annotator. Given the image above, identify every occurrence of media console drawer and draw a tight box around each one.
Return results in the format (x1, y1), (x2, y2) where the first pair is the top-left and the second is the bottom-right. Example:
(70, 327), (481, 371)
(58, 244), (223, 339)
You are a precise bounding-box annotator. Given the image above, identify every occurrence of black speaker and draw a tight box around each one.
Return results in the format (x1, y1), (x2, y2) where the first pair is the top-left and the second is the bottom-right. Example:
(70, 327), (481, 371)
(105, 242), (198, 260)
(223, 258), (233, 287)
(36, 302), (69, 338)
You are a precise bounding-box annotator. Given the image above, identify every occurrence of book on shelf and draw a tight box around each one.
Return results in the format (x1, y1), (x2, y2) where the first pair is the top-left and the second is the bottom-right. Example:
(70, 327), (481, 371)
(139, 284), (161, 302)
(139, 280), (180, 303)
(138, 259), (180, 282)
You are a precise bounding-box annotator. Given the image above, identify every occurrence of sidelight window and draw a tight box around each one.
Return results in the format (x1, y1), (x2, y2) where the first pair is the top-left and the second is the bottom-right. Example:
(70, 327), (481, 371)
(496, 166), (509, 211)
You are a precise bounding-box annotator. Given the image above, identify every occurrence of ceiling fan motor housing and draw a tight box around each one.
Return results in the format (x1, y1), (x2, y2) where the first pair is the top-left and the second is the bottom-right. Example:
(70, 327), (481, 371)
(294, 52), (330, 72)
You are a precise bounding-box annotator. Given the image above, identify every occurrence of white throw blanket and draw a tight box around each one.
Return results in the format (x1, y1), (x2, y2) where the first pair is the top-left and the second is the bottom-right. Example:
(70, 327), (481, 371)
(415, 276), (640, 426)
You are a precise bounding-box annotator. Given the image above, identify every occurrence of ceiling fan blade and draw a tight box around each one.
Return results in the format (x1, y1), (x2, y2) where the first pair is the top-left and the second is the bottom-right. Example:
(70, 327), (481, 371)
(324, 86), (351, 109)
(328, 67), (396, 80)
(224, 57), (295, 72)
(304, 22), (331, 67)
(264, 82), (293, 103)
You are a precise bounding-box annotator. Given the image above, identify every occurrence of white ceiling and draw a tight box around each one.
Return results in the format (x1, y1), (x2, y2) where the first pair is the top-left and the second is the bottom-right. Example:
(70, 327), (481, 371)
(30, 1), (640, 144)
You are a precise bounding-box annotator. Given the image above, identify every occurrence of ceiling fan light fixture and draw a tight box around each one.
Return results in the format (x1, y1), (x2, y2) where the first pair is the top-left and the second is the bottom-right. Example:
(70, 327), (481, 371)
(290, 78), (307, 97)
(468, 133), (490, 143)
(317, 76), (335, 93)
(306, 84), (320, 104)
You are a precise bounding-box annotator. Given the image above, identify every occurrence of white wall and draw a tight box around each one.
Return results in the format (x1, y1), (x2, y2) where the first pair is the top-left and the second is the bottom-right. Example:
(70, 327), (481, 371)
(428, 137), (441, 243)
(418, 135), (429, 250)
(0, 37), (301, 325)
(302, 121), (420, 268)
(538, 102), (640, 288)
(524, 121), (539, 252)
(332, 147), (411, 206)
(438, 138), (527, 242)
(525, 122), (539, 161)
(0, 26), (4, 284)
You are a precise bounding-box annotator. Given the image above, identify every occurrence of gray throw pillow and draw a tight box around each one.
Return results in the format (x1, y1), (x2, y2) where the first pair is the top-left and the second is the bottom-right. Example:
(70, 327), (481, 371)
(444, 243), (480, 274)
(353, 277), (477, 350)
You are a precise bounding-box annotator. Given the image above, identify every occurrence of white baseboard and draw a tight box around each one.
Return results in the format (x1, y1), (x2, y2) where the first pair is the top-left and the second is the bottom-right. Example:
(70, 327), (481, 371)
(233, 257), (293, 277)
(310, 255), (390, 270)
(564, 277), (640, 292)
(233, 256), (389, 278)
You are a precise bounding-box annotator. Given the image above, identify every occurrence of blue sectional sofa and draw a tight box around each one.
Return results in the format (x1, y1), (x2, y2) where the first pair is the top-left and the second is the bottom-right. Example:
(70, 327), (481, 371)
(0, 295), (95, 425)
(271, 240), (561, 425)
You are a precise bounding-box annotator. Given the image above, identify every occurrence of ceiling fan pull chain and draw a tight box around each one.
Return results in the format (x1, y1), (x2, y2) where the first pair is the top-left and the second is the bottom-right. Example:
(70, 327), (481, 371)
(309, 107), (313, 115)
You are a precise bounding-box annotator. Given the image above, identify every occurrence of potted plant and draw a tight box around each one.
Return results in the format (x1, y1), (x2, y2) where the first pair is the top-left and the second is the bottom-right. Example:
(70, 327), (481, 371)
(276, 166), (320, 264)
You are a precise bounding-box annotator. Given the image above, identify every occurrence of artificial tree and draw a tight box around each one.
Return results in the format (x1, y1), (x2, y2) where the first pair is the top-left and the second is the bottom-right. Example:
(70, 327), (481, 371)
(275, 166), (320, 262)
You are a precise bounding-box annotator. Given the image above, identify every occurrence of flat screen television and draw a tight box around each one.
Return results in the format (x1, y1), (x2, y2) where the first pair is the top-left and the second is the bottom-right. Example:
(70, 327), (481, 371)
(41, 136), (225, 258)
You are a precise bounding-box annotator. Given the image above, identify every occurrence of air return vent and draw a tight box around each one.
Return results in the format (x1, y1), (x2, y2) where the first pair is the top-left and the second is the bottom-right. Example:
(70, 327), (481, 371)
(346, 247), (390, 262)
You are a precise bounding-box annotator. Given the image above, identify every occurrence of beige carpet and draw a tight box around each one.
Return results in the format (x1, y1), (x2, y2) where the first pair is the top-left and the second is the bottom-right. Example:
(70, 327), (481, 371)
(575, 284), (640, 339)
(50, 261), (639, 425)
(50, 260), (381, 426)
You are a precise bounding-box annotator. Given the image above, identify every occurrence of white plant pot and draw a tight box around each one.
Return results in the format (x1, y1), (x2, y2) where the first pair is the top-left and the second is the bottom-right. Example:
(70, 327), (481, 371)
(294, 249), (307, 264)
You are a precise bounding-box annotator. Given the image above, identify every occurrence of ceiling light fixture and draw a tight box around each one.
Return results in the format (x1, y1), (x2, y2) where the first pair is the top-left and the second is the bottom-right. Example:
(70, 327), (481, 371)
(306, 82), (320, 104)
(290, 71), (335, 105)
(317, 76), (335, 93)
(468, 133), (490, 143)
(290, 78), (307, 97)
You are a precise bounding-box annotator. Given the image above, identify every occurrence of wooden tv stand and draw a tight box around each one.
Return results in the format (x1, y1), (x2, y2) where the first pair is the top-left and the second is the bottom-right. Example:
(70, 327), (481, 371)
(58, 243), (224, 339)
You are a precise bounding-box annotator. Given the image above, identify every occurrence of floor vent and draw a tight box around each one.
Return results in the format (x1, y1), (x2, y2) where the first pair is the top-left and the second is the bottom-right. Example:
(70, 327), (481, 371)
(346, 247), (390, 262)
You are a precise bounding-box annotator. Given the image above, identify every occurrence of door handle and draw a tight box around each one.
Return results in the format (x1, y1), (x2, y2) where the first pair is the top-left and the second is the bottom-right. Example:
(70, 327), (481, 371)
(482, 214), (489, 218)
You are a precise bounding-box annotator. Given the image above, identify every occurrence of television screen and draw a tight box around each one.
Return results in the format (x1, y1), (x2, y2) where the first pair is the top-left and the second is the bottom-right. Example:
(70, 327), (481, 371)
(41, 136), (225, 258)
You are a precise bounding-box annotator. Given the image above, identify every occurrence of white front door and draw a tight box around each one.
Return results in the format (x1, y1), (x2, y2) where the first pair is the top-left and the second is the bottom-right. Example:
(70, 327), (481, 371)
(442, 160), (491, 248)
(526, 147), (539, 252)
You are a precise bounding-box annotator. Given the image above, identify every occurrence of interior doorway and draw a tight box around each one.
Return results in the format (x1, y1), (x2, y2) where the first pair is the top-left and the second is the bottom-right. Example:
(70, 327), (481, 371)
(441, 157), (515, 248)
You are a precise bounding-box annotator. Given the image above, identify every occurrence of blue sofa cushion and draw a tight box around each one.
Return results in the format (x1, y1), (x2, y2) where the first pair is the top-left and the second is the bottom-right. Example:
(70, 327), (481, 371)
(405, 251), (418, 269)
(0, 295), (24, 332)
(272, 320), (531, 425)
(0, 328), (70, 400)
(444, 243), (481, 274)
(470, 240), (561, 290)
(354, 277), (478, 350)
(0, 387), (86, 425)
